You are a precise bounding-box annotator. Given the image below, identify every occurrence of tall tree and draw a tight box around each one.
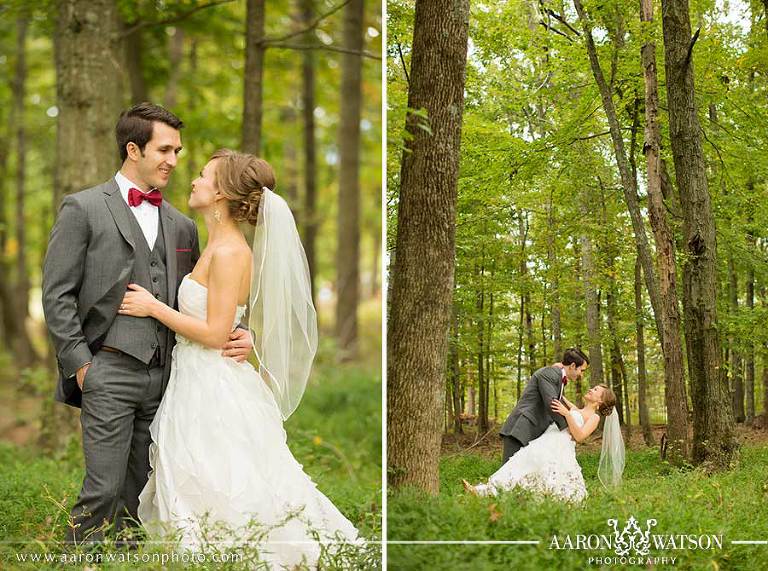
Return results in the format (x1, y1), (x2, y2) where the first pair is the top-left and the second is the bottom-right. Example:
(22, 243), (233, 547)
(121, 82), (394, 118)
(573, 0), (664, 345)
(660, 0), (737, 467)
(242, 0), (266, 154)
(387, 0), (470, 493)
(639, 0), (688, 462)
(335, 0), (364, 360)
(43, 0), (125, 450)
(301, 0), (318, 300)
(12, 13), (38, 367)
(635, 256), (654, 445)
(580, 186), (604, 385)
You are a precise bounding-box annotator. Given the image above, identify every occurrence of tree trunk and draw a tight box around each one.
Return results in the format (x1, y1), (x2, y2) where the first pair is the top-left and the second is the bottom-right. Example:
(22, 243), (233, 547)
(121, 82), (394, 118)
(12, 14), (38, 367)
(547, 193), (562, 360)
(300, 0), (318, 301)
(640, 0), (688, 461)
(728, 257), (745, 422)
(163, 28), (184, 110)
(121, 23), (147, 104)
(449, 306), (462, 434)
(517, 293), (524, 400)
(746, 220), (755, 423)
(580, 192), (604, 385)
(606, 286), (625, 426)
(635, 256), (654, 445)
(335, 0), (364, 360)
(371, 223), (381, 297)
(242, 0), (266, 154)
(55, 0), (124, 205)
(476, 260), (488, 434)
(660, 0), (737, 467)
(46, 0), (125, 451)
(573, 0), (664, 344)
(386, 0), (469, 494)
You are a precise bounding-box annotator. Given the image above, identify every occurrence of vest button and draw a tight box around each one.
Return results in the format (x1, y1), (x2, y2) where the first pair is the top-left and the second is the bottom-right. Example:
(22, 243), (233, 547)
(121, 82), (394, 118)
(152, 276), (158, 283)
(151, 261), (157, 267)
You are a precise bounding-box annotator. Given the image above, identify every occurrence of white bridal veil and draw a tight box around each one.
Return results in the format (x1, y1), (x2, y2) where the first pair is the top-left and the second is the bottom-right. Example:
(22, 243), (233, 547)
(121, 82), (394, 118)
(249, 188), (318, 420)
(598, 408), (625, 490)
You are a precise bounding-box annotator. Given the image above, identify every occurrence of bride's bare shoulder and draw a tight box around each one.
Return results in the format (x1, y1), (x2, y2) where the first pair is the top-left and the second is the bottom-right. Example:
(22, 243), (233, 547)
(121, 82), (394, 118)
(209, 242), (252, 272)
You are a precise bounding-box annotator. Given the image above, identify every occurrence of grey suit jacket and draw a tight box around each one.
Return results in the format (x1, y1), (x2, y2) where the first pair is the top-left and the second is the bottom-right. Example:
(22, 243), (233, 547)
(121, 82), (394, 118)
(499, 366), (568, 445)
(42, 178), (200, 408)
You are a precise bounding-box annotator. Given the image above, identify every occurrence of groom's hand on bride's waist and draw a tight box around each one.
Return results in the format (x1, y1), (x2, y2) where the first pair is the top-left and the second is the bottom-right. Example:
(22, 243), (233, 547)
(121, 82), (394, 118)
(221, 328), (252, 362)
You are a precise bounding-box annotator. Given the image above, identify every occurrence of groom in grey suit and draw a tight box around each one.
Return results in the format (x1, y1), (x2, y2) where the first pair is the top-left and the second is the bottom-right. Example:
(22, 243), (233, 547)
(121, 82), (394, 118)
(42, 103), (252, 544)
(498, 348), (589, 464)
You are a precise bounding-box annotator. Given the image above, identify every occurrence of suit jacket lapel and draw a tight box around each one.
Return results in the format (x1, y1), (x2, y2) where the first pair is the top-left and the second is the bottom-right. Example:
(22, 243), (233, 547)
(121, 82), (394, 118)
(103, 178), (136, 251)
(161, 202), (178, 308)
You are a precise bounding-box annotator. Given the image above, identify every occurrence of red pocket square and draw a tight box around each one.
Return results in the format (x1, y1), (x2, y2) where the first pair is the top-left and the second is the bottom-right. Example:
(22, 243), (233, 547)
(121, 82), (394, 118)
(176, 248), (192, 252)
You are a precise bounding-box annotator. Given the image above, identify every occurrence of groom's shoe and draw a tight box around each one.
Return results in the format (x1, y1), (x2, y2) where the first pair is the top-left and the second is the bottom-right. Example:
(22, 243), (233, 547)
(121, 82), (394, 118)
(462, 479), (478, 496)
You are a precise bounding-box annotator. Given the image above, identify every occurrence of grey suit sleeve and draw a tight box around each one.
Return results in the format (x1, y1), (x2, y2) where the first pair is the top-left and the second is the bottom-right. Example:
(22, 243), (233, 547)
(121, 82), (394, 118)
(42, 196), (92, 378)
(536, 369), (568, 430)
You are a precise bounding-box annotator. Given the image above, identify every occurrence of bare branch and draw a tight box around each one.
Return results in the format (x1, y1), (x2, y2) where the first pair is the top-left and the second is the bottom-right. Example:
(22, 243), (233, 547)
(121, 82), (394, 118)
(119, 0), (235, 38)
(269, 42), (381, 60)
(684, 27), (701, 68)
(396, 41), (410, 87)
(264, 0), (352, 44)
(544, 8), (581, 37)
(538, 21), (574, 42)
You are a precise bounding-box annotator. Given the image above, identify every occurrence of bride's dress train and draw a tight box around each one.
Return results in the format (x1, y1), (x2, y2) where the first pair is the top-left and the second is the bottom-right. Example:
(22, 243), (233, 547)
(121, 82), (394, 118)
(138, 274), (359, 568)
(473, 409), (588, 502)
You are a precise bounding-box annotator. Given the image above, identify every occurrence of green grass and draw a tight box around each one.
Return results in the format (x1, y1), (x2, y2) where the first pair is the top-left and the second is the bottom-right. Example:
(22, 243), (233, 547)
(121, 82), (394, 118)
(388, 445), (768, 570)
(0, 362), (381, 570)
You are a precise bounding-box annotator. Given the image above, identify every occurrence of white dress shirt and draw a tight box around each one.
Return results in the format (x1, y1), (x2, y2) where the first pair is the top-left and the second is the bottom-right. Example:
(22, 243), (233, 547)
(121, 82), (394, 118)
(115, 171), (159, 249)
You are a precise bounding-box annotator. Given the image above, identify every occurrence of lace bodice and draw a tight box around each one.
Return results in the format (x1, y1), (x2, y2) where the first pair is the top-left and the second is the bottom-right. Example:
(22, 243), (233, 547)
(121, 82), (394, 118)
(175, 274), (247, 344)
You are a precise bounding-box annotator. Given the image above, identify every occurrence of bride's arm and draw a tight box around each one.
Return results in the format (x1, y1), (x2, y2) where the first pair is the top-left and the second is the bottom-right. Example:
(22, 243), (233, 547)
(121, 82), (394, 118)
(119, 247), (248, 349)
(550, 400), (600, 443)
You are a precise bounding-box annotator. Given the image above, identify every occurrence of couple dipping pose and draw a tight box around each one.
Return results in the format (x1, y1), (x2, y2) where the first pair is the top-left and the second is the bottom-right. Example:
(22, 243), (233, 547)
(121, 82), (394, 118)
(463, 348), (625, 502)
(43, 103), (359, 567)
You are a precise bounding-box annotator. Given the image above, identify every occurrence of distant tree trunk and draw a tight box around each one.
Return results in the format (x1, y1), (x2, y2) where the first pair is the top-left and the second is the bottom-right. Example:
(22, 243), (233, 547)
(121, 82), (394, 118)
(517, 210), (535, 375)
(242, 0), (266, 154)
(183, 39), (199, 216)
(573, 0), (664, 343)
(476, 259), (488, 434)
(335, 0), (364, 360)
(580, 191), (604, 385)
(12, 14), (38, 367)
(606, 286), (625, 426)
(449, 305), (462, 434)
(46, 0), (125, 451)
(728, 257), (745, 422)
(517, 294), (524, 400)
(746, 219), (755, 424)
(163, 28), (184, 110)
(280, 106), (300, 220)
(120, 21), (148, 103)
(640, 0), (688, 461)
(661, 0), (737, 467)
(487, 276), (494, 422)
(371, 224), (381, 297)
(0, 111), (9, 347)
(635, 257), (654, 445)
(547, 193), (562, 359)
(300, 0), (318, 301)
(387, 0), (469, 494)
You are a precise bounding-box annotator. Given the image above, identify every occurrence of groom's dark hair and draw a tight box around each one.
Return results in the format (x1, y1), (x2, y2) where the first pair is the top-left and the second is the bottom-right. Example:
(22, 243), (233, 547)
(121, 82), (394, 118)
(562, 347), (589, 367)
(116, 102), (184, 162)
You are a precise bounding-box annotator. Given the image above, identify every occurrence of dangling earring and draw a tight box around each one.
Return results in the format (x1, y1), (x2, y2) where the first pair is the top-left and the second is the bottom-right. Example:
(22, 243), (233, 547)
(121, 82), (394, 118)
(214, 208), (222, 224)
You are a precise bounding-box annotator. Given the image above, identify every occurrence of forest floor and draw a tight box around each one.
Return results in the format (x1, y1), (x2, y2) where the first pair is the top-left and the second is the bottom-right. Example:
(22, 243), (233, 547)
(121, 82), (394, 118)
(0, 299), (383, 570)
(389, 426), (768, 570)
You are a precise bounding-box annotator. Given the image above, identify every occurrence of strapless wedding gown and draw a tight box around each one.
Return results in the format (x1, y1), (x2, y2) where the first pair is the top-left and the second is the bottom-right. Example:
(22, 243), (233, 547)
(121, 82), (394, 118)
(137, 274), (360, 567)
(473, 409), (588, 502)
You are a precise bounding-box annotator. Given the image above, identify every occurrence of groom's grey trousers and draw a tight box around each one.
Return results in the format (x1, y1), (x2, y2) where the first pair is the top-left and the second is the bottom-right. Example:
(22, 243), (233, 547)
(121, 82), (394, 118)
(68, 349), (164, 543)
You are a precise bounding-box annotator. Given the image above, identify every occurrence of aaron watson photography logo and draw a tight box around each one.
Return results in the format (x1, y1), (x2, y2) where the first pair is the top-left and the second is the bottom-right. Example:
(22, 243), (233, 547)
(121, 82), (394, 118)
(549, 515), (723, 565)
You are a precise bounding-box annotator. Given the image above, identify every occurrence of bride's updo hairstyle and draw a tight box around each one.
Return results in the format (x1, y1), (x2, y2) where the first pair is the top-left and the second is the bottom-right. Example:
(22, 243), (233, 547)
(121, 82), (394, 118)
(210, 148), (276, 226)
(596, 384), (617, 417)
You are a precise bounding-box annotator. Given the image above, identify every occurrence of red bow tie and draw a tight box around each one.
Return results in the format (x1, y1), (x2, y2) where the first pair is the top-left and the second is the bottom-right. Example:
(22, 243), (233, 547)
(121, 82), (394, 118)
(128, 187), (162, 207)
(562, 376), (568, 386)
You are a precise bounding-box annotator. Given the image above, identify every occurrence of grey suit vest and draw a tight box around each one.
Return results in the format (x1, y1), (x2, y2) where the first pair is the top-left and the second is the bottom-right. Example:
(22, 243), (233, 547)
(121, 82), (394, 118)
(101, 204), (169, 365)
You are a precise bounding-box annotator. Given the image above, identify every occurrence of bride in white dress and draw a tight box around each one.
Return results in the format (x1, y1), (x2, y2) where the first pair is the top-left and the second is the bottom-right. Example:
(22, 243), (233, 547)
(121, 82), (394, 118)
(463, 385), (625, 502)
(118, 149), (360, 568)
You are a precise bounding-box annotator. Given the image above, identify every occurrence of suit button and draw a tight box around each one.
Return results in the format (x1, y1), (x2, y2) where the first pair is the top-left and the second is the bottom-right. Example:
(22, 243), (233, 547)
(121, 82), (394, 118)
(152, 276), (158, 283)
(151, 261), (157, 267)
(151, 342), (157, 349)
(154, 292), (161, 299)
